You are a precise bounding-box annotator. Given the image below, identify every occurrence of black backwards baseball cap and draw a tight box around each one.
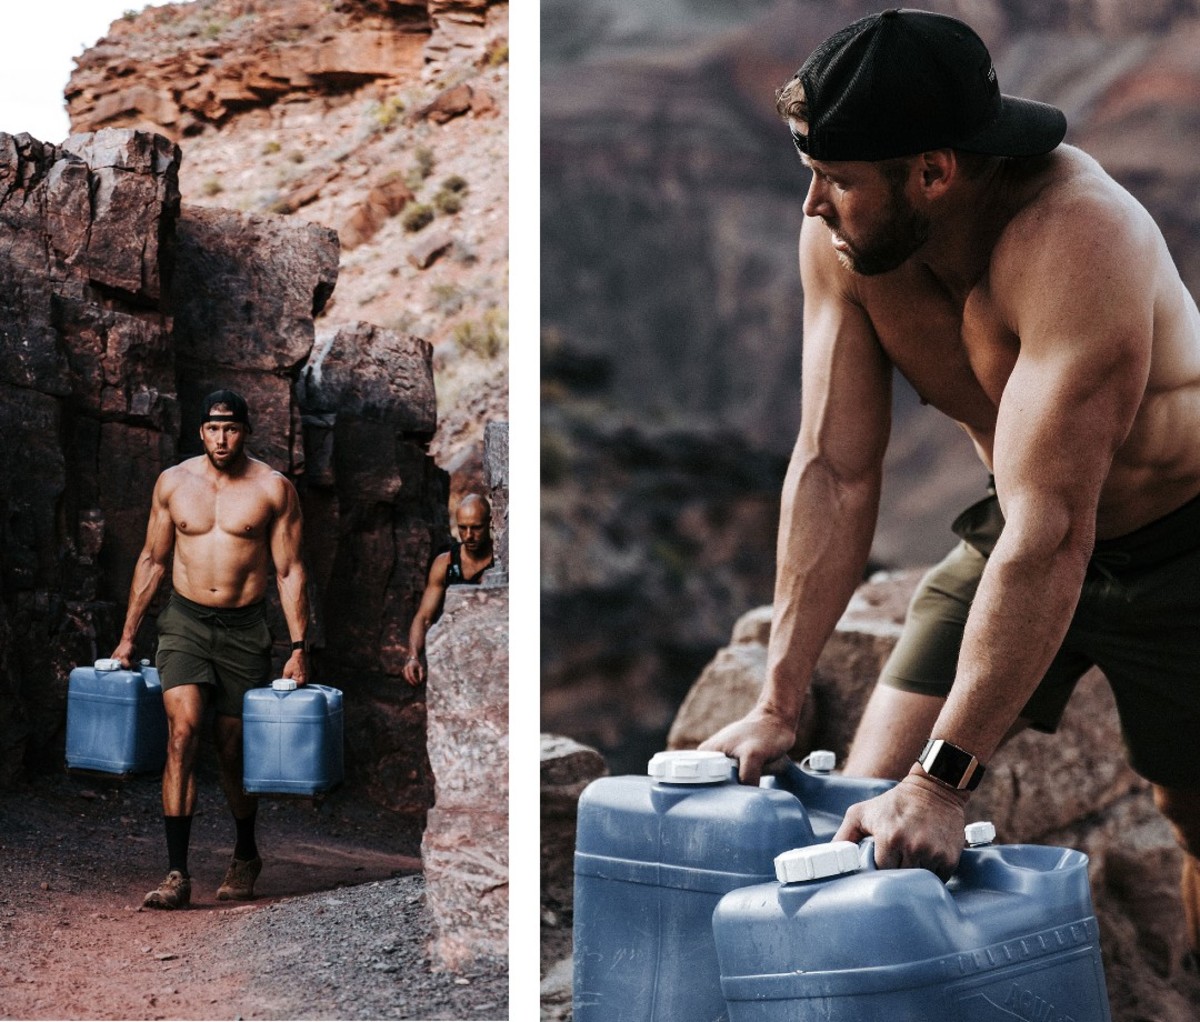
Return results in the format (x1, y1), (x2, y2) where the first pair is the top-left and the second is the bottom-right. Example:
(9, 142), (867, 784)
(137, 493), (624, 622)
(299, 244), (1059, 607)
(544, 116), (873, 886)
(788, 9), (1067, 162)
(201, 389), (252, 430)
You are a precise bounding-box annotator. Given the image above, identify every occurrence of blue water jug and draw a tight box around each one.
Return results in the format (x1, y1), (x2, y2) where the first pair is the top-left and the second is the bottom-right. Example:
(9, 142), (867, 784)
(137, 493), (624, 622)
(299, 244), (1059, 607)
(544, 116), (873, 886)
(241, 680), (344, 795)
(761, 751), (895, 840)
(573, 750), (895, 1022)
(713, 824), (1112, 1022)
(66, 658), (168, 774)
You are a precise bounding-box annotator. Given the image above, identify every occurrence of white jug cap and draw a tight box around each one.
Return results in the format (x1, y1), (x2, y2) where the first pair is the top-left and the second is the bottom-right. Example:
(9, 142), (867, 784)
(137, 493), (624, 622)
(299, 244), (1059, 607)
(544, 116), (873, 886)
(647, 750), (736, 784)
(805, 750), (837, 772)
(965, 821), (996, 847)
(271, 678), (298, 692)
(94, 658), (122, 672)
(775, 841), (862, 884)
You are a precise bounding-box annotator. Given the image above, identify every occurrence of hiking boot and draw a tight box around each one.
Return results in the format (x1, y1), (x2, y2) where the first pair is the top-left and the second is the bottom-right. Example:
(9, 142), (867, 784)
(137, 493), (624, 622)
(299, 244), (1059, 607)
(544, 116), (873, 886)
(142, 870), (191, 910)
(216, 856), (262, 901)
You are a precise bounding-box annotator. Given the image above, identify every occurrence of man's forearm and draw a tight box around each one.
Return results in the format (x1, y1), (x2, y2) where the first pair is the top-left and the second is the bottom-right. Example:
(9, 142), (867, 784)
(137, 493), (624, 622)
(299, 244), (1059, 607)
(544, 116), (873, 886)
(276, 567), (310, 645)
(119, 556), (166, 645)
(763, 456), (881, 725)
(407, 616), (430, 658)
(933, 532), (1089, 763)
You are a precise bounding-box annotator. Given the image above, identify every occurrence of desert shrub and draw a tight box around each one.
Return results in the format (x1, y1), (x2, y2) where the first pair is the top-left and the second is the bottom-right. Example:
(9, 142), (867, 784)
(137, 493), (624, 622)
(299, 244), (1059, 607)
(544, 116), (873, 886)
(454, 309), (508, 359)
(433, 189), (462, 215)
(485, 38), (509, 67)
(402, 203), (434, 233)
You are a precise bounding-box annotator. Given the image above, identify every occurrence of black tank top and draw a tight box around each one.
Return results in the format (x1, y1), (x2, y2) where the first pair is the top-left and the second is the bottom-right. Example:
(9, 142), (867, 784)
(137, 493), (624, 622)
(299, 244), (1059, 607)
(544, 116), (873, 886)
(446, 541), (493, 586)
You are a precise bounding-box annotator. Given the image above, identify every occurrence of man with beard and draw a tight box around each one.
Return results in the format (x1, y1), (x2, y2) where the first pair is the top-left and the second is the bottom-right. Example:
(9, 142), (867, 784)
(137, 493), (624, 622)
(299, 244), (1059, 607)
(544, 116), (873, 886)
(111, 390), (310, 909)
(701, 9), (1200, 958)
(402, 494), (495, 686)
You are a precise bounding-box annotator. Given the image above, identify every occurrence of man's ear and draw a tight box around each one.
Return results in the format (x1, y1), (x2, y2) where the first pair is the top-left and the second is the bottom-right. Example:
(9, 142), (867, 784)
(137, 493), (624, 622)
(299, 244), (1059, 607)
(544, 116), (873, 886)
(916, 149), (956, 198)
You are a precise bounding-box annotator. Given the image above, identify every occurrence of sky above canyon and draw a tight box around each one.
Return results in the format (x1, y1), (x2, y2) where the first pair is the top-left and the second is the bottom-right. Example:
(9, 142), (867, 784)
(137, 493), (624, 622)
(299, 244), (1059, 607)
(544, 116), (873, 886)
(0, 3), (171, 143)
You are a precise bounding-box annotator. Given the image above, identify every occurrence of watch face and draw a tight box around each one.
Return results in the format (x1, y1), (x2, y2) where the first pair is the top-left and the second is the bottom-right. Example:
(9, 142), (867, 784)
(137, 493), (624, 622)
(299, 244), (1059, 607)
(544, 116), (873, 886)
(920, 739), (984, 791)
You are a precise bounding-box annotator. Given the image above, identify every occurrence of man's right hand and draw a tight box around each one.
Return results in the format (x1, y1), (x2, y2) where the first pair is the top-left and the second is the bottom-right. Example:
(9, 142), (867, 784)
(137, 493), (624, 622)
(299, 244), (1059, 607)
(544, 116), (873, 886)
(699, 707), (797, 785)
(403, 657), (426, 687)
(110, 640), (135, 669)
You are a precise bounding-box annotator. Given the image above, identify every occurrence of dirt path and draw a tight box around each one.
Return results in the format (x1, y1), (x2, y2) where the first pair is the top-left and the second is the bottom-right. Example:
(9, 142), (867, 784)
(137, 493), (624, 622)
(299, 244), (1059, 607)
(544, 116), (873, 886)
(0, 764), (504, 1020)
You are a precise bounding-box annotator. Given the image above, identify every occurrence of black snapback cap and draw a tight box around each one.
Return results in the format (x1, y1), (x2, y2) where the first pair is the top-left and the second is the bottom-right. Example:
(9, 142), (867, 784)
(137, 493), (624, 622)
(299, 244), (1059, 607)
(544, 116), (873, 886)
(791, 9), (1066, 162)
(201, 389), (252, 430)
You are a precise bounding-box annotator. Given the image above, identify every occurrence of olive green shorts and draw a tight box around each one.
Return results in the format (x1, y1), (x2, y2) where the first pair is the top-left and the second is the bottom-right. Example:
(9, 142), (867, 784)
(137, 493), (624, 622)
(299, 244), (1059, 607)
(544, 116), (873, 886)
(156, 592), (273, 718)
(881, 489), (1200, 787)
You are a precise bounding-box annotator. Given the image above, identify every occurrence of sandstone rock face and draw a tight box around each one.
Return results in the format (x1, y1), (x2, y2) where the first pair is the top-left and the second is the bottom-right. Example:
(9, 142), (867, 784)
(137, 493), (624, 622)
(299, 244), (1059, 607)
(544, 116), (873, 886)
(65, 1), (507, 140)
(299, 321), (446, 812)
(426, 0), (504, 70)
(483, 420), (508, 580)
(171, 205), (340, 472)
(0, 129), (450, 824)
(540, 733), (606, 1017)
(541, 733), (606, 918)
(421, 584), (509, 969)
(0, 130), (179, 781)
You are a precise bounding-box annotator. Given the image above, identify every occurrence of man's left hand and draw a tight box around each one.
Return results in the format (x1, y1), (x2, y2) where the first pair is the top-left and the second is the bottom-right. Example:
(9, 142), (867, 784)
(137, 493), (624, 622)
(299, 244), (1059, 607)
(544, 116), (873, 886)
(282, 650), (308, 687)
(834, 772), (969, 880)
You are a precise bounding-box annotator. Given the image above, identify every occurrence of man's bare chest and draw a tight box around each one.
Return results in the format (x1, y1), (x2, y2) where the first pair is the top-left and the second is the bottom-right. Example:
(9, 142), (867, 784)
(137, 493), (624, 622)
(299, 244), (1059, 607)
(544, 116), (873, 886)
(169, 479), (273, 539)
(863, 278), (1016, 431)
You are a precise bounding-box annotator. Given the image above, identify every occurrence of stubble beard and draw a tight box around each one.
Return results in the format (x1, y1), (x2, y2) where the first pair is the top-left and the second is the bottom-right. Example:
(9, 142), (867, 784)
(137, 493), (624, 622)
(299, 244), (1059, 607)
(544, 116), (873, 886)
(206, 448), (245, 472)
(837, 186), (931, 277)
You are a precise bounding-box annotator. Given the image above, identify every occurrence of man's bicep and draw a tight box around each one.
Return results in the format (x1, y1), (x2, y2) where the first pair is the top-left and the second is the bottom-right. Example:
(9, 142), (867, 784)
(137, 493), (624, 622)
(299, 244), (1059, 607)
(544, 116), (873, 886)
(142, 476), (177, 562)
(417, 555), (450, 616)
(269, 480), (305, 572)
(993, 213), (1152, 520)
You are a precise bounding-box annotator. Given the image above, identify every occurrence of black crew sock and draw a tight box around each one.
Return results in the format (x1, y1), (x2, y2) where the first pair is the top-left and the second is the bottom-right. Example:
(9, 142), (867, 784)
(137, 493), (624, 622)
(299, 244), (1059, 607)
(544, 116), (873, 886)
(233, 807), (259, 861)
(164, 815), (193, 876)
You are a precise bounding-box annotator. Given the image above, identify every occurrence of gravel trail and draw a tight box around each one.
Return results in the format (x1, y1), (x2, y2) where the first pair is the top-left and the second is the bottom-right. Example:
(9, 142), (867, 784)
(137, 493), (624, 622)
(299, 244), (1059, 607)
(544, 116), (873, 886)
(0, 766), (507, 1020)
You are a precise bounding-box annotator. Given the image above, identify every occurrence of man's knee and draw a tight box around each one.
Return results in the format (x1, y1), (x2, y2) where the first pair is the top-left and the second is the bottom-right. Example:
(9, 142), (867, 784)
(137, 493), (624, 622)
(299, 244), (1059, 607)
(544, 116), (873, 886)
(1152, 785), (1200, 857)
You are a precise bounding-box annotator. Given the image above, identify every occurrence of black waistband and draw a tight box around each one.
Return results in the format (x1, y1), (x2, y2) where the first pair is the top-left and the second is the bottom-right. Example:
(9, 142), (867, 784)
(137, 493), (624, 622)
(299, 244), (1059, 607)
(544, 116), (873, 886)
(1091, 487), (1200, 569)
(170, 591), (266, 626)
(952, 487), (1200, 571)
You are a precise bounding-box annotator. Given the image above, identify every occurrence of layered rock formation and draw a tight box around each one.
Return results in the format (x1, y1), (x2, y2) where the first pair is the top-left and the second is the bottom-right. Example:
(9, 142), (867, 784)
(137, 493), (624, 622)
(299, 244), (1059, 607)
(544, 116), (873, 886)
(540, 571), (1200, 1019)
(542, 0), (1200, 773)
(65, 0), (501, 138)
(0, 127), (449, 819)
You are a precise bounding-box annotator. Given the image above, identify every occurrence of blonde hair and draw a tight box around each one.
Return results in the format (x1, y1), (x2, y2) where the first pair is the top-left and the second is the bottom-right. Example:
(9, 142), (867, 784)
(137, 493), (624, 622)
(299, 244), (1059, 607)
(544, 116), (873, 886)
(775, 75), (807, 124)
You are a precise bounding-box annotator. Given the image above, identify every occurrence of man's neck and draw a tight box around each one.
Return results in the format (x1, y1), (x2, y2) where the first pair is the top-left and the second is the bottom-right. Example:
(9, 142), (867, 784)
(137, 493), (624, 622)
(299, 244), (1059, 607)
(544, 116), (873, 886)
(203, 453), (250, 481)
(462, 541), (493, 563)
(914, 154), (1051, 301)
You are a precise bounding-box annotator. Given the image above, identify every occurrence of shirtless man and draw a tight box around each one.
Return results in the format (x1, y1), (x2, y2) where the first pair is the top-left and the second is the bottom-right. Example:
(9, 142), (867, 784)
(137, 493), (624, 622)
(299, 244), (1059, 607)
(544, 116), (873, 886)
(402, 494), (494, 686)
(701, 10), (1200, 955)
(112, 390), (310, 909)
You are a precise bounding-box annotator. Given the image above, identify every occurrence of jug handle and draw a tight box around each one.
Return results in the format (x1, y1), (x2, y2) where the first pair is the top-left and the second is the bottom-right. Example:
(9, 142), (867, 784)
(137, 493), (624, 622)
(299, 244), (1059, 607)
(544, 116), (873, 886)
(858, 837), (878, 873)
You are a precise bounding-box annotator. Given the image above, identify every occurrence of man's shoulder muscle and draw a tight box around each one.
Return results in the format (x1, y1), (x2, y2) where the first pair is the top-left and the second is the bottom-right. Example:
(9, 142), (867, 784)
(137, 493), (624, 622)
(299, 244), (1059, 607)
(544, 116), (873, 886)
(156, 461), (198, 499)
(995, 148), (1157, 287)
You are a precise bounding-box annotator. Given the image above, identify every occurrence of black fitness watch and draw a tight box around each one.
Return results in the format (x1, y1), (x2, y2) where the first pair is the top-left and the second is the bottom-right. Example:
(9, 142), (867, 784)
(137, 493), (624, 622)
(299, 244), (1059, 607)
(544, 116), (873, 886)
(916, 738), (986, 791)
